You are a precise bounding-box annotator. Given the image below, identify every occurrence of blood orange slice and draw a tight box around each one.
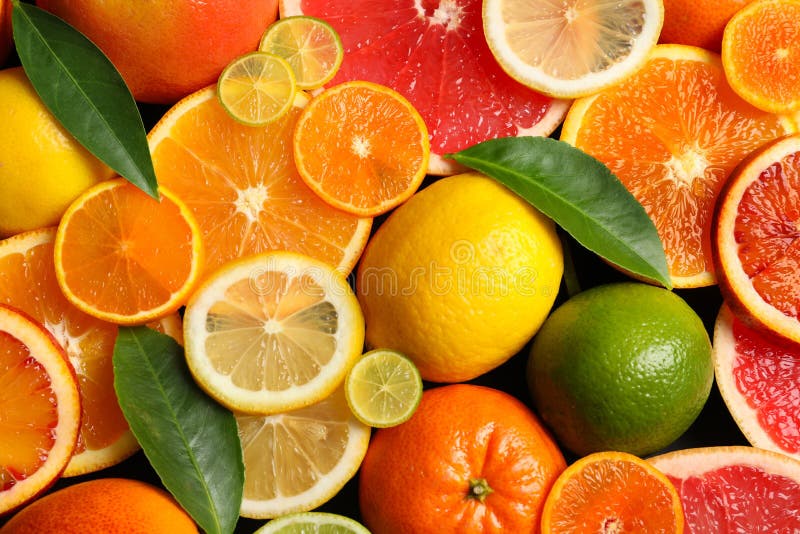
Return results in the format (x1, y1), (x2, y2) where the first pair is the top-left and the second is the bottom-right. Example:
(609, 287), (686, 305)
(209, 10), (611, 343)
(713, 304), (800, 461)
(713, 133), (800, 344)
(278, 0), (569, 175)
(649, 446), (800, 533)
(0, 304), (81, 515)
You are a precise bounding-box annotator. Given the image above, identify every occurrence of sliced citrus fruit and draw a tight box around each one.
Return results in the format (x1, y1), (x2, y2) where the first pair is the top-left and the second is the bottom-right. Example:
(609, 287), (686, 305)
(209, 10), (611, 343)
(217, 52), (296, 126)
(54, 179), (203, 325)
(712, 304), (800, 461)
(293, 81), (430, 217)
(0, 228), (183, 477)
(183, 251), (365, 414)
(483, 0), (664, 99)
(561, 44), (794, 288)
(0, 304), (81, 515)
(148, 88), (371, 276)
(713, 133), (800, 344)
(255, 511), (370, 534)
(721, 0), (800, 114)
(541, 451), (684, 533)
(237, 386), (370, 519)
(279, 0), (569, 175)
(650, 446), (800, 532)
(345, 349), (422, 428)
(259, 16), (344, 90)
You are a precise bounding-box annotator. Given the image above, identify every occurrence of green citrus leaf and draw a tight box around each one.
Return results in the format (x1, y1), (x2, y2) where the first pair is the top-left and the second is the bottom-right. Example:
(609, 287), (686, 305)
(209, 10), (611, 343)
(113, 327), (243, 534)
(11, 2), (158, 198)
(449, 137), (671, 289)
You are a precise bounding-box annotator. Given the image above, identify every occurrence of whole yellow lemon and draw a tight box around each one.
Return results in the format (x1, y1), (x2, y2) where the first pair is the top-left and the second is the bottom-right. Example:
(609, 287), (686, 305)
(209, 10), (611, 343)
(0, 67), (113, 237)
(357, 172), (563, 383)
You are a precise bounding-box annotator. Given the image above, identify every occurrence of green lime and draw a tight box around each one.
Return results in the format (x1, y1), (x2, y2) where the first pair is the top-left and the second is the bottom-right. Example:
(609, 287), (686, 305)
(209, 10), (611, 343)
(345, 349), (423, 428)
(216, 52), (296, 126)
(527, 282), (713, 457)
(254, 511), (370, 533)
(259, 16), (344, 90)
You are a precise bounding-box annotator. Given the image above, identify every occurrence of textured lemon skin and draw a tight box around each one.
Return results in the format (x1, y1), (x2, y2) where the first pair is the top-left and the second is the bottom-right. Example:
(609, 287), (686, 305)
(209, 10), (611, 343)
(0, 67), (113, 237)
(357, 172), (563, 383)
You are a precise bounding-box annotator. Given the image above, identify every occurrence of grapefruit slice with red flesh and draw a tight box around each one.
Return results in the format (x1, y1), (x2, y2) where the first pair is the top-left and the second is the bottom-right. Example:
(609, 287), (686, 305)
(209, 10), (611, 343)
(649, 446), (800, 533)
(713, 133), (800, 345)
(713, 304), (800, 461)
(279, 0), (569, 175)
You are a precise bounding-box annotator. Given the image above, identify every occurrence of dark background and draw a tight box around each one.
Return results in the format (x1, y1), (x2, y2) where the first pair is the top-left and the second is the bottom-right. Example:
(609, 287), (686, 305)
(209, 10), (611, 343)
(1, 46), (747, 533)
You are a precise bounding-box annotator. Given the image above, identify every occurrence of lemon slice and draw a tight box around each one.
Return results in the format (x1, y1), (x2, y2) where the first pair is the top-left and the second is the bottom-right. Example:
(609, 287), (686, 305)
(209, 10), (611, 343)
(183, 251), (365, 414)
(483, 0), (664, 98)
(259, 15), (344, 90)
(217, 51), (296, 126)
(254, 511), (370, 533)
(238, 387), (370, 519)
(345, 349), (422, 428)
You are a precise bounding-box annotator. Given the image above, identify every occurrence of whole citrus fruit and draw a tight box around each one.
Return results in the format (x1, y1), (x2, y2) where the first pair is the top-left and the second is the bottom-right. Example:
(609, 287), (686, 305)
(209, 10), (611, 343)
(36, 0), (279, 104)
(0, 67), (113, 237)
(358, 384), (566, 534)
(527, 282), (713, 457)
(356, 172), (563, 383)
(0, 478), (197, 533)
(659, 0), (753, 51)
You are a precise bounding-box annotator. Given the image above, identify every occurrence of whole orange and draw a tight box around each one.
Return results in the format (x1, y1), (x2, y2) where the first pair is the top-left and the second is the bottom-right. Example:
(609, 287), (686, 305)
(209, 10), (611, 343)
(358, 384), (566, 534)
(659, 0), (753, 51)
(0, 478), (197, 533)
(35, 0), (279, 103)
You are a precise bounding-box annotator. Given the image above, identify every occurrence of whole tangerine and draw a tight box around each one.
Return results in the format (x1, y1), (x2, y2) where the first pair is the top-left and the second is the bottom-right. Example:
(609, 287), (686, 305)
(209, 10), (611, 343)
(0, 478), (197, 533)
(358, 384), (566, 534)
(35, 0), (279, 104)
(659, 0), (753, 51)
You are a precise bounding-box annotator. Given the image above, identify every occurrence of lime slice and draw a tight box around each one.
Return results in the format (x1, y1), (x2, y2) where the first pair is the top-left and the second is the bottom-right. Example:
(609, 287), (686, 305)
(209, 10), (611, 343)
(259, 16), (343, 90)
(255, 511), (370, 533)
(217, 51), (296, 126)
(345, 349), (423, 428)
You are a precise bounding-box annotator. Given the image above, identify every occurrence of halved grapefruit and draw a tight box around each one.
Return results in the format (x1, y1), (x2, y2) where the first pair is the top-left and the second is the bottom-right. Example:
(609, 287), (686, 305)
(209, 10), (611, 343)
(713, 133), (800, 344)
(278, 0), (569, 175)
(649, 446), (800, 533)
(713, 304), (800, 461)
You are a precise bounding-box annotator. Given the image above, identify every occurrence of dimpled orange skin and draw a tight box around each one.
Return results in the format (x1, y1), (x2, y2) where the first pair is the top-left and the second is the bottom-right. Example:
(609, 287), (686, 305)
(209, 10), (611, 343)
(659, 0), (753, 51)
(35, 0), (279, 104)
(358, 384), (567, 534)
(0, 479), (198, 533)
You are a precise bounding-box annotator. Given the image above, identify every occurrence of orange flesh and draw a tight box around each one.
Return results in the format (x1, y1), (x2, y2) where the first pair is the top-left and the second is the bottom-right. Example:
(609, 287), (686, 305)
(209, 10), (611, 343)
(0, 331), (57, 491)
(548, 458), (681, 531)
(0, 239), (124, 454)
(573, 56), (788, 278)
(734, 151), (800, 319)
(295, 84), (428, 213)
(151, 98), (368, 274)
(725, 1), (800, 111)
(58, 183), (196, 316)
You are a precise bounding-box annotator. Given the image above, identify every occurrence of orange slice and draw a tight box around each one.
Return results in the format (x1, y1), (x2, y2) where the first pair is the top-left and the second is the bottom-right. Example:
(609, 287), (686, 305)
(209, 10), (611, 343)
(541, 451), (684, 533)
(148, 88), (371, 276)
(293, 81), (430, 217)
(0, 304), (81, 515)
(54, 179), (204, 325)
(722, 0), (800, 114)
(561, 44), (794, 288)
(713, 133), (800, 345)
(0, 229), (183, 477)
